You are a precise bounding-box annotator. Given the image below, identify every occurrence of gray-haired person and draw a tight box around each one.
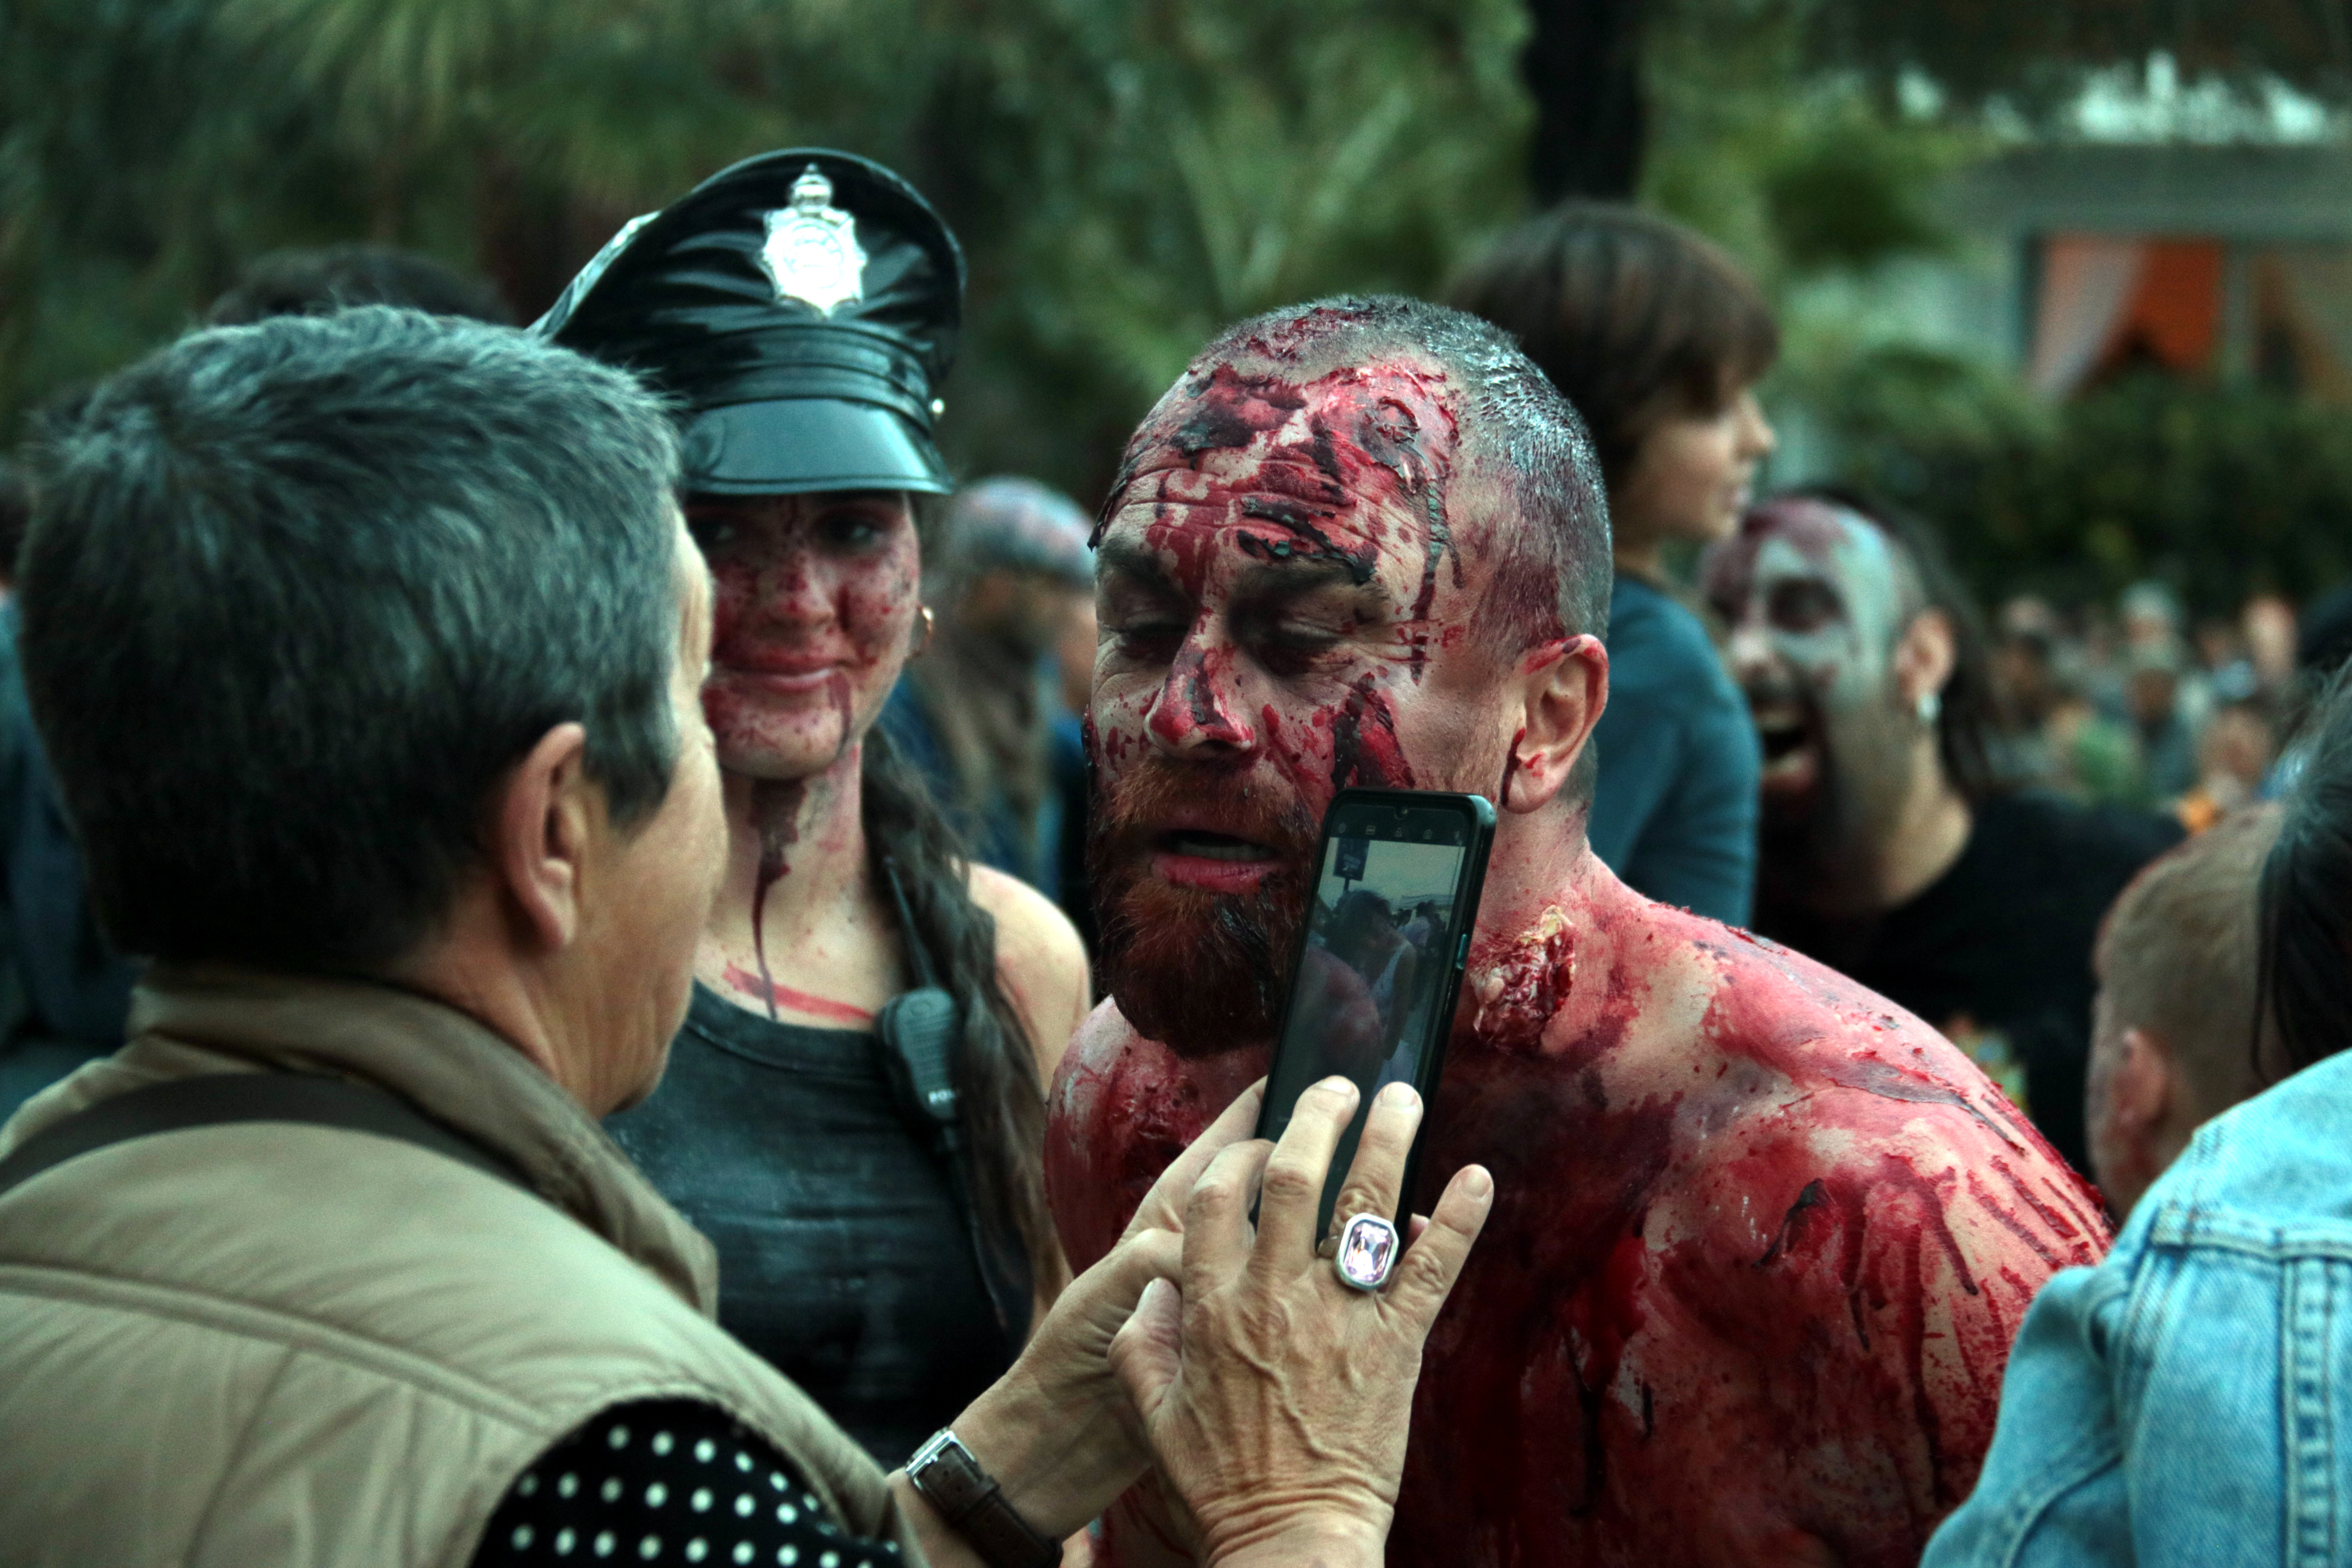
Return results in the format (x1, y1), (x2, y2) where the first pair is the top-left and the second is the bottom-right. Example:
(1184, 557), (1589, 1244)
(0, 308), (1493, 1568)
(880, 476), (1099, 893)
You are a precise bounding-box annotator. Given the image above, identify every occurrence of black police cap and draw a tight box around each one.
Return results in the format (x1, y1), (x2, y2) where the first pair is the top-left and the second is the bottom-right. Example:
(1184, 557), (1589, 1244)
(537, 149), (963, 496)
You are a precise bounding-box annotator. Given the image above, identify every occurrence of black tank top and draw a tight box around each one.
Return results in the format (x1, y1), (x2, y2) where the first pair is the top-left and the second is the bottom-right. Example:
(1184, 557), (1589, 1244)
(606, 983), (1024, 1467)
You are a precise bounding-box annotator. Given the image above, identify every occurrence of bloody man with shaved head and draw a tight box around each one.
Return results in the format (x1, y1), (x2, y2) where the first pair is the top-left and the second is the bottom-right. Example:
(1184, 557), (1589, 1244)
(1046, 296), (2108, 1566)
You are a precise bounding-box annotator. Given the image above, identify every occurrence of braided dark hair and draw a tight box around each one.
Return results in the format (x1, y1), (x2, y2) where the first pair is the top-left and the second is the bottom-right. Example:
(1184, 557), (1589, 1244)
(860, 722), (1060, 1303)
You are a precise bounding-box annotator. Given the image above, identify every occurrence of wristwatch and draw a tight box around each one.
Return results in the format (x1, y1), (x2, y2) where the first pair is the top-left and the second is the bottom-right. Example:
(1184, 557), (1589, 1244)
(905, 1428), (1063, 1567)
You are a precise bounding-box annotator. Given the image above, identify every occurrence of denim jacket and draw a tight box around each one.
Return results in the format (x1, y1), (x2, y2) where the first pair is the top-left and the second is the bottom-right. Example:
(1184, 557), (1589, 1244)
(1925, 1047), (2352, 1567)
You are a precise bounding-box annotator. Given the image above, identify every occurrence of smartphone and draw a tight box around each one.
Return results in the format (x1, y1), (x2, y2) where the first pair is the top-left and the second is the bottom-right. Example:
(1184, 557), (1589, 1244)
(1254, 787), (1496, 1239)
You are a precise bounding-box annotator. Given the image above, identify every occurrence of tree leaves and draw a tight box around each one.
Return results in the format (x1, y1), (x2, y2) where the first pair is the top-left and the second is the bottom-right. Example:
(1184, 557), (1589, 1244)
(0, 0), (1531, 506)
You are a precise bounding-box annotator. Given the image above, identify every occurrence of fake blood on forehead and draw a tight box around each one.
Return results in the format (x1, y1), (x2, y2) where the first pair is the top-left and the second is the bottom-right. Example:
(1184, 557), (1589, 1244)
(1111, 360), (1466, 683)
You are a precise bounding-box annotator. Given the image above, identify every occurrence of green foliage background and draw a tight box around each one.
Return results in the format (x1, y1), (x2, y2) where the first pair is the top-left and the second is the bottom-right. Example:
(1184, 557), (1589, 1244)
(0, 0), (1533, 505)
(1637, 0), (2352, 617)
(5, 0), (2348, 612)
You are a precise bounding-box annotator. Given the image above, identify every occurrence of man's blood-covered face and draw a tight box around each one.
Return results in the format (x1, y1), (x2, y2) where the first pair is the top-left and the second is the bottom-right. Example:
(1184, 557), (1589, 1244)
(689, 490), (921, 779)
(1088, 355), (1521, 1055)
(1702, 497), (1918, 870)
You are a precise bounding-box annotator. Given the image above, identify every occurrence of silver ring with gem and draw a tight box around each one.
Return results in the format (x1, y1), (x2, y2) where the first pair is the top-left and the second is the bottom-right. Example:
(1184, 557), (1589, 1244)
(1332, 1212), (1400, 1292)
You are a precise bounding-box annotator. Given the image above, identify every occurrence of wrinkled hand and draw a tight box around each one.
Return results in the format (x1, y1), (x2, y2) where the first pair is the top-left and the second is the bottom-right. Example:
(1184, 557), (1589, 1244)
(928, 1081), (1270, 1541)
(1107, 1076), (1494, 1566)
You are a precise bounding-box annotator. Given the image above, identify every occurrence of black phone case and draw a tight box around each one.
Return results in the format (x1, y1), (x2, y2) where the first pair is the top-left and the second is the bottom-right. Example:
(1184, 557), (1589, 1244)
(1254, 787), (1498, 1233)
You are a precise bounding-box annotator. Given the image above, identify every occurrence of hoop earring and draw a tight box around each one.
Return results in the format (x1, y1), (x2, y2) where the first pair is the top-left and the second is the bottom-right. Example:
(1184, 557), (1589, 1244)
(912, 605), (935, 657)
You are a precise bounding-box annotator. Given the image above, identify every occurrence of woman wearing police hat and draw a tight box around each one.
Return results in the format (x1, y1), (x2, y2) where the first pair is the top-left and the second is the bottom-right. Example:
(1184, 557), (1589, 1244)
(544, 151), (1091, 1471)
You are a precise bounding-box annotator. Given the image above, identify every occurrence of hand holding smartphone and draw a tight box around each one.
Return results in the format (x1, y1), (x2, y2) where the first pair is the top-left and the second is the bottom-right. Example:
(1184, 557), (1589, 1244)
(1254, 788), (1495, 1240)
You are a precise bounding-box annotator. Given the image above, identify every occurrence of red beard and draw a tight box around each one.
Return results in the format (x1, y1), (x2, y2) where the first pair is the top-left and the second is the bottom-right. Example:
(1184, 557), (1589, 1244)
(1088, 760), (1320, 1057)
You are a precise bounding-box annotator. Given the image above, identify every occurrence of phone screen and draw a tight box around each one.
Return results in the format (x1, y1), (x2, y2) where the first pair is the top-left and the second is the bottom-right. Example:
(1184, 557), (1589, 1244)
(1259, 792), (1490, 1232)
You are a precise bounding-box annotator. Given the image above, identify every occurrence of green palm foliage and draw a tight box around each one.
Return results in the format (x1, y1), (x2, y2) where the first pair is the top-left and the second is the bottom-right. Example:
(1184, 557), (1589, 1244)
(0, 0), (1533, 498)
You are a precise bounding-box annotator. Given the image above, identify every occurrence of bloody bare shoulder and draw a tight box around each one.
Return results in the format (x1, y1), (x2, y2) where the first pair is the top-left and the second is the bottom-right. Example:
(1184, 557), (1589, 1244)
(1046, 890), (2108, 1567)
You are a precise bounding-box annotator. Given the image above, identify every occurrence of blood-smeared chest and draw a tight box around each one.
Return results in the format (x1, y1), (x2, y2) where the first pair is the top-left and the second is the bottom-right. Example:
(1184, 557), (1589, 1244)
(1046, 970), (2099, 1568)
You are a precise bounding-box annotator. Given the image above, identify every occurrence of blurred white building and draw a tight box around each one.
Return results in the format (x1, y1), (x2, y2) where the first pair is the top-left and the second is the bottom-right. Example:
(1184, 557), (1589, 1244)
(1770, 56), (2352, 484)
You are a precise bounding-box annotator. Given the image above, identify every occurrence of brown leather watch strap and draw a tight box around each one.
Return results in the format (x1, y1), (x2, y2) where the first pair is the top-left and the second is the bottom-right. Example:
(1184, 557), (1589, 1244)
(906, 1429), (1062, 1568)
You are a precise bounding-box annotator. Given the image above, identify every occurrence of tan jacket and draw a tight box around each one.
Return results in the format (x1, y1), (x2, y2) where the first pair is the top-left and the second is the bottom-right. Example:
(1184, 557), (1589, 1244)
(0, 968), (919, 1567)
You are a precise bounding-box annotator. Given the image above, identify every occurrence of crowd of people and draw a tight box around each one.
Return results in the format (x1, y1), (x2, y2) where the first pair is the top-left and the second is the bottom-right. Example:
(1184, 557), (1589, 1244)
(0, 140), (2346, 1568)
(1995, 579), (2319, 824)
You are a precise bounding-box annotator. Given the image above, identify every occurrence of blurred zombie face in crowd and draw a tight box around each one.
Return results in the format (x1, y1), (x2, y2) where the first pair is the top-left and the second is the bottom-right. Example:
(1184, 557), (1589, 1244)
(1703, 496), (1923, 880)
(688, 490), (922, 778)
(1087, 350), (1534, 1054)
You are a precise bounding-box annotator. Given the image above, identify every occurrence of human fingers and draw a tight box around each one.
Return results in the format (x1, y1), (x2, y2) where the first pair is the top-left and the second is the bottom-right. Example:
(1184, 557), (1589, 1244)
(1382, 1163), (1494, 1330)
(1321, 1081), (1424, 1242)
(1123, 1079), (1269, 1241)
(1091, 1226), (1186, 1314)
(1253, 1076), (1360, 1270)
(1180, 1136), (1275, 1292)
(1107, 1276), (1185, 1422)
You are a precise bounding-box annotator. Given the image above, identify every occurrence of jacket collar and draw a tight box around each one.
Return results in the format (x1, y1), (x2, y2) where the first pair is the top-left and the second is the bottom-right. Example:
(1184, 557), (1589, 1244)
(106, 965), (721, 1313)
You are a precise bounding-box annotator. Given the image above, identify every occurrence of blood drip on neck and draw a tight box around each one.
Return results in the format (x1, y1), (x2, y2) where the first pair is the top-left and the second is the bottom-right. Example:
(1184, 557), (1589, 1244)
(748, 779), (806, 1023)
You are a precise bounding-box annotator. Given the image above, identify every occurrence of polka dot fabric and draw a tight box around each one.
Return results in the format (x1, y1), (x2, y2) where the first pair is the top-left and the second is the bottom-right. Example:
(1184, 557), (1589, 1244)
(473, 1399), (901, 1567)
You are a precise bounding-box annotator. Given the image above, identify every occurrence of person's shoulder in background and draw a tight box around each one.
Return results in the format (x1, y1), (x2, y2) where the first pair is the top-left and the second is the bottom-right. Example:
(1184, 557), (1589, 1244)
(1926, 1050), (2352, 1568)
(1600, 577), (1739, 707)
(968, 864), (1090, 1084)
(1590, 577), (1761, 926)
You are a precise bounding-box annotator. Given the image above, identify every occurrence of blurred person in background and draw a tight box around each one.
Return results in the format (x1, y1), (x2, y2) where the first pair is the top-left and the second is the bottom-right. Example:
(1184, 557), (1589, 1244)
(2043, 667), (2146, 805)
(1922, 678), (2352, 1567)
(2192, 615), (2245, 695)
(1990, 599), (2062, 786)
(204, 242), (516, 326)
(2125, 645), (2198, 805)
(2175, 699), (2275, 832)
(0, 307), (1492, 1568)
(1447, 202), (1770, 926)
(0, 244), (513, 1123)
(2242, 591), (2299, 697)
(1706, 489), (2181, 1172)
(2253, 583), (2352, 801)
(547, 152), (1092, 1467)
(2083, 804), (2277, 1223)
(1052, 566), (1100, 944)
(2117, 582), (2207, 796)
(882, 476), (1096, 895)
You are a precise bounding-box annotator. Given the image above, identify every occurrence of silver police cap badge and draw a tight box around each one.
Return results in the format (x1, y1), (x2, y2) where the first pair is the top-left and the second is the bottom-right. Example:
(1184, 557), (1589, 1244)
(760, 165), (867, 315)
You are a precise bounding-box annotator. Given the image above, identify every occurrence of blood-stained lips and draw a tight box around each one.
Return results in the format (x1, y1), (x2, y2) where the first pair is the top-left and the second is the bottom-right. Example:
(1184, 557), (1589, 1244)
(1090, 758), (1319, 1057)
(1142, 805), (1289, 893)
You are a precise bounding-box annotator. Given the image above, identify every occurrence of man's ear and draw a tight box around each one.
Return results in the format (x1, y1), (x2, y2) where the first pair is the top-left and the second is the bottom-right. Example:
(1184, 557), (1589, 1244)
(1894, 606), (1957, 710)
(2112, 1026), (2177, 1157)
(1501, 634), (1609, 814)
(488, 722), (596, 954)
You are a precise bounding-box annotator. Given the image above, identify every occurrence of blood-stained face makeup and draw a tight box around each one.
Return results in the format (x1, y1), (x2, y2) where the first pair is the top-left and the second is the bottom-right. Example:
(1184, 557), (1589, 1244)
(1086, 354), (1522, 1054)
(1703, 497), (1918, 854)
(1052, 329), (2109, 1568)
(690, 489), (921, 779)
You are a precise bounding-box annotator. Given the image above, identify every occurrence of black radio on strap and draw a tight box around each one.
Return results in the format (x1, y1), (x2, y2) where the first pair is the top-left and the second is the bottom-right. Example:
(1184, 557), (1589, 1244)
(873, 853), (966, 1155)
(0, 1072), (532, 1204)
(870, 853), (1028, 1336)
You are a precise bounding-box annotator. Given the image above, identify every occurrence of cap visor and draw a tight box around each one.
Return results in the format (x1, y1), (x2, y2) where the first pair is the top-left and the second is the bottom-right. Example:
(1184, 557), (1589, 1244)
(682, 399), (951, 496)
